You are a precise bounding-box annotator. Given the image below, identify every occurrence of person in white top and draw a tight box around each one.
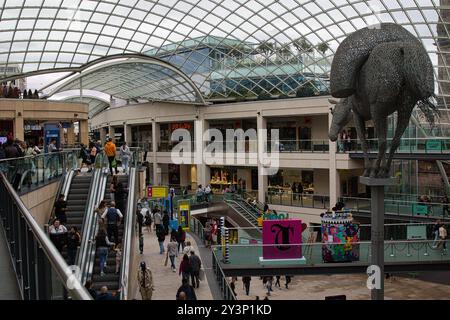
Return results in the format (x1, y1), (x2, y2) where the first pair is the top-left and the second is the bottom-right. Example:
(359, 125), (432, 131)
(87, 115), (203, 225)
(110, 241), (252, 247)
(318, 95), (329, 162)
(101, 202), (123, 245)
(438, 224), (447, 249)
(49, 219), (68, 252)
(183, 241), (194, 256)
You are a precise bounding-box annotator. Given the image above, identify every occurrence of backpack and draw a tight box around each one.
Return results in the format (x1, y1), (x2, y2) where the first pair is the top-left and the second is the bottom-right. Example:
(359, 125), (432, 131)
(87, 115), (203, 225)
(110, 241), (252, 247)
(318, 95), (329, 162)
(106, 208), (119, 225)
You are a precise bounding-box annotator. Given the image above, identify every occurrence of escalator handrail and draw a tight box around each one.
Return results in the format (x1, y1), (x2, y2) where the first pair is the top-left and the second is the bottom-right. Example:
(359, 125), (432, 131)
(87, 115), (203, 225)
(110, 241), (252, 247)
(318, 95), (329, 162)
(224, 199), (259, 227)
(0, 171), (92, 300)
(119, 166), (138, 300)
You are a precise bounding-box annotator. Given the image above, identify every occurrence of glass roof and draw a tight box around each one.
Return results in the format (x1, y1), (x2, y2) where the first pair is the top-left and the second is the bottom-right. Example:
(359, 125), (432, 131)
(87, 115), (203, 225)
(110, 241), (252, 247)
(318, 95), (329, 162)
(49, 58), (204, 104)
(0, 0), (447, 107)
(62, 95), (109, 118)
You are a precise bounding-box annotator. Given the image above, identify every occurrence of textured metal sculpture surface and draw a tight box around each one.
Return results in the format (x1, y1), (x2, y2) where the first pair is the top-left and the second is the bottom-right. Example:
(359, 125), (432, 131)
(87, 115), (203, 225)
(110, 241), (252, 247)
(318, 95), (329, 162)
(329, 23), (437, 178)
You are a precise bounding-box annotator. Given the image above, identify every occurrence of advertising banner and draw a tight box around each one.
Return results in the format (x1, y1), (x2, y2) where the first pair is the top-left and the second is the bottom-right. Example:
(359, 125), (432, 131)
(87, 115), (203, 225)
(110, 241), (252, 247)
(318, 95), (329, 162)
(147, 186), (168, 198)
(262, 219), (302, 260)
(178, 202), (190, 230)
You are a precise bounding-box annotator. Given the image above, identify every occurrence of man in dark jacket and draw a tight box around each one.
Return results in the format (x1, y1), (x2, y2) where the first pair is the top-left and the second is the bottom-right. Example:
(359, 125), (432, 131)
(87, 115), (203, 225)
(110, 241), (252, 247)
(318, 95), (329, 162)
(96, 286), (120, 300)
(176, 278), (197, 300)
(162, 211), (170, 235)
(189, 250), (202, 288)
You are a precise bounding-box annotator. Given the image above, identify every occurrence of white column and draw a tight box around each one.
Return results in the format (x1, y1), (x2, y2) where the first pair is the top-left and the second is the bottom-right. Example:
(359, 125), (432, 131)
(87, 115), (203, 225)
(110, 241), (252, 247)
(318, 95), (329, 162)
(124, 123), (132, 145)
(99, 127), (107, 144)
(257, 113), (268, 203)
(329, 111), (339, 208)
(108, 126), (115, 141)
(152, 120), (160, 185)
(195, 118), (210, 187)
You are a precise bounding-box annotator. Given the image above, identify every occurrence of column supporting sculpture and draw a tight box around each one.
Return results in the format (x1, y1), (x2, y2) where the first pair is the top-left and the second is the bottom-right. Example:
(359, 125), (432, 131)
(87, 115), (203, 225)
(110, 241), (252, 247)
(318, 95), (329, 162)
(359, 176), (396, 300)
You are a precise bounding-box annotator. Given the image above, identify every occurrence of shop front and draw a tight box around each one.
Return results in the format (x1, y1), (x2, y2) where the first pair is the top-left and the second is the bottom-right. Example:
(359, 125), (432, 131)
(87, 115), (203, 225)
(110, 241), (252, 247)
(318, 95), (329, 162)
(209, 166), (254, 193)
(160, 122), (194, 151)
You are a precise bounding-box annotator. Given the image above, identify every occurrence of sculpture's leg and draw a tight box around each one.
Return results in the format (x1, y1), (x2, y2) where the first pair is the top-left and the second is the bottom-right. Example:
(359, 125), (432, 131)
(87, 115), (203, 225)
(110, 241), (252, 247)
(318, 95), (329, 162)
(382, 105), (414, 178)
(371, 117), (388, 178)
(354, 113), (370, 176)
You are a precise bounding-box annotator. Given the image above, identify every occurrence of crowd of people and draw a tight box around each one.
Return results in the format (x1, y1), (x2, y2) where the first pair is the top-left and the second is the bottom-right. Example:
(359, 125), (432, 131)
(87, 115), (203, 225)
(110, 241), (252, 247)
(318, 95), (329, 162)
(227, 275), (293, 299)
(0, 84), (40, 99)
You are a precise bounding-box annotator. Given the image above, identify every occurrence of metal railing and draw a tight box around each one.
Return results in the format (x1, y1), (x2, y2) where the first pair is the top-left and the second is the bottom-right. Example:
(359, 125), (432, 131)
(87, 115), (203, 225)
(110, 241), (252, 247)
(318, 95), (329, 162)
(337, 137), (450, 154)
(0, 171), (91, 300)
(77, 151), (109, 284)
(212, 249), (236, 300)
(120, 149), (141, 300)
(266, 192), (330, 209)
(0, 150), (79, 194)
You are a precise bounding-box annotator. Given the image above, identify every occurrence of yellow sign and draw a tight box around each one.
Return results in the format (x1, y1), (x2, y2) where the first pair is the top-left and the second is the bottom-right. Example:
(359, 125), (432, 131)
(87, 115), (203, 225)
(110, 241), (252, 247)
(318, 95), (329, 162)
(147, 186), (168, 198)
(178, 202), (190, 230)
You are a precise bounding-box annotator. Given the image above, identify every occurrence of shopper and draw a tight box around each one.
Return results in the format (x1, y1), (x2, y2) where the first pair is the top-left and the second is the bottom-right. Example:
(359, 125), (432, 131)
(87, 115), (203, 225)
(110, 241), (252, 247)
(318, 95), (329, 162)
(114, 182), (128, 215)
(104, 138), (118, 175)
(94, 200), (107, 233)
(167, 236), (178, 272)
(264, 276), (273, 296)
(189, 250), (202, 288)
(54, 194), (68, 225)
(162, 210), (170, 235)
(101, 201), (123, 245)
(243, 276), (251, 295)
(95, 229), (114, 276)
(230, 277), (237, 296)
(153, 209), (162, 232)
(96, 286), (119, 300)
(179, 254), (192, 283)
(157, 227), (165, 254)
(138, 261), (154, 300)
(183, 241), (194, 255)
(285, 275), (292, 289)
(176, 226), (186, 253)
(443, 196), (450, 217)
(432, 220), (441, 248)
(66, 226), (81, 266)
(438, 224), (447, 250)
(176, 278), (197, 300)
(49, 219), (67, 253)
(114, 243), (122, 274)
(89, 142), (97, 171)
(275, 275), (281, 288)
(109, 175), (118, 202)
(119, 142), (131, 174)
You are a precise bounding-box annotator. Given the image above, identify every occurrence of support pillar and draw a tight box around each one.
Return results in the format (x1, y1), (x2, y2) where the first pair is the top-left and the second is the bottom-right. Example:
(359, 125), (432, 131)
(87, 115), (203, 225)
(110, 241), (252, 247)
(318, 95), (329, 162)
(79, 120), (88, 146)
(328, 110), (339, 208)
(359, 176), (396, 301)
(99, 127), (107, 144)
(124, 123), (132, 145)
(195, 117), (210, 188)
(14, 106), (24, 141)
(257, 113), (268, 204)
(67, 124), (75, 146)
(108, 125), (115, 142)
(152, 120), (160, 185)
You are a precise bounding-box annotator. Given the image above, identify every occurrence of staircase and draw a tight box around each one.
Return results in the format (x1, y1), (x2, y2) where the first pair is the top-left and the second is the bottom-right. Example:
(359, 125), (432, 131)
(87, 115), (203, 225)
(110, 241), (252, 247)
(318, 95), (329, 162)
(91, 175), (128, 291)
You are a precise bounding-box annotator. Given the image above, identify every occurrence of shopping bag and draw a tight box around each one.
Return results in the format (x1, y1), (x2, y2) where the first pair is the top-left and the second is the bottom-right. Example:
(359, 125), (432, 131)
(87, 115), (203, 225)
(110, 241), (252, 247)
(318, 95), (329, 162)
(199, 268), (205, 281)
(164, 254), (168, 267)
(111, 158), (117, 168)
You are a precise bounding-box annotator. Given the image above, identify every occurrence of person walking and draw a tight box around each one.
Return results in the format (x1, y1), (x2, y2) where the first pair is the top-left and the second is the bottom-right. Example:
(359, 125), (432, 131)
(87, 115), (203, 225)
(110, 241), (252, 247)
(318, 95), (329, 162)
(89, 142), (97, 172)
(442, 196), (450, 217)
(162, 211), (170, 235)
(291, 182), (297, 201)
(109, 175), (118, 202)
(176, 278), (197, 300)
(432, 220), (441, 248)
(138, 261), (154, 300)
(189, 250), (202, 288)
(94, 200), (107, 233)
(94, 229), (114, 276)
(157, 227), (165, 254)
(101, 201), (123, 245)
(114, 182), (128, 215)
(264, 276), (273, 296)
(275, 275), (281, 288)
(49, 219), (67, 253)
(285, 275), (292, 289)
(54, 194), (68, 225)
(104, 138), (118, 175)
(176, 226), (186, 253)
(183, 241), (194, 255)
(242, 276), (251, 295)
(114, 243), (122, 274)
(119, 142), (131, 174)
(167, 236), (178, 272)
(438, 224), (447, 250)
(179, 254), (192, 283)
(153, 209), (162, 233)
(66, 226), (81, 266)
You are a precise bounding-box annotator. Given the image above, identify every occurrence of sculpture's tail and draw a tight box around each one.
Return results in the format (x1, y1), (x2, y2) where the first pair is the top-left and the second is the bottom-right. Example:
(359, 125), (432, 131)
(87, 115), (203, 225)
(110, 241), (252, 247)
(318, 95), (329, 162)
(417, 95), (440, 128)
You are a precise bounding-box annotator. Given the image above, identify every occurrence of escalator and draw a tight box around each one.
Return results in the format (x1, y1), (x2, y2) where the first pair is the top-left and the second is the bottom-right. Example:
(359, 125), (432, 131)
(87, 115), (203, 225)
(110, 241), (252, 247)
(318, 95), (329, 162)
(90, 174), (128, 291)
(65, 174), (93, 235)
(224, 200), (258, 227)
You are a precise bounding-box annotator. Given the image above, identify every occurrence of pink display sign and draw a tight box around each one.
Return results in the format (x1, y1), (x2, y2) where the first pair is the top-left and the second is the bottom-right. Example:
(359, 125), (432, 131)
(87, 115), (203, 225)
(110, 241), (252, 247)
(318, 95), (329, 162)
(262, 219), (302, 260)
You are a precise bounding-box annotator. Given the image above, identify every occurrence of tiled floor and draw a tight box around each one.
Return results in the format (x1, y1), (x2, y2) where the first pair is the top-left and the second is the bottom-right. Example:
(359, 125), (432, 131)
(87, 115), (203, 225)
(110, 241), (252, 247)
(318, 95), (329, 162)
(235, 273), (450, 300)
(131, 229), (213, 300)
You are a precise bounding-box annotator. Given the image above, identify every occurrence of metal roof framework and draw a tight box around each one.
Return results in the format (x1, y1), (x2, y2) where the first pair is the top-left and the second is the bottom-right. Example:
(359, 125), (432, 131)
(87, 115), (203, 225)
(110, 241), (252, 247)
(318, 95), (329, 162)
(0, 0), (447, 107)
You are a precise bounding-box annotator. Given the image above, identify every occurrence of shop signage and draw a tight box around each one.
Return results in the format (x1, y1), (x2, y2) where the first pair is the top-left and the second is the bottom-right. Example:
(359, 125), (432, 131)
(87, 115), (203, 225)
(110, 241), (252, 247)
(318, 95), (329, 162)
(262, 219), (302, 260)
(171, 123), (192, 131)
(413, 204), (429, 215)
(426, 140), (441, 151)
(407, 225), (427, 240)
(263, 212), (289, 220)
(147, 186), (168, 198)
(178, 202), (190, 230)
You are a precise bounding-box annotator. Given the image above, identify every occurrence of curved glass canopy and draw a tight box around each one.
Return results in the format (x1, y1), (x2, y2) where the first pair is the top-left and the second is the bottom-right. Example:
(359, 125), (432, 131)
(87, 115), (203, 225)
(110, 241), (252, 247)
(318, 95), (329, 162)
(0, 0), (447, 107)
(61, 94), (109, 118)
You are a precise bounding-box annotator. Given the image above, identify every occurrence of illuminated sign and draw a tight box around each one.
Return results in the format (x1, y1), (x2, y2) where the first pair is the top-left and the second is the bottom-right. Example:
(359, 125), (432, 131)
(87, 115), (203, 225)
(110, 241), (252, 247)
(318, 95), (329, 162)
(147, 186), (168, 198)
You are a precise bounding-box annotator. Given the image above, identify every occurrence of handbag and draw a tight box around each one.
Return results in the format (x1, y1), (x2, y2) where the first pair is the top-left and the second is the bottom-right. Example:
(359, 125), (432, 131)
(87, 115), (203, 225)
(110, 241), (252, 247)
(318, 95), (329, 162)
(111, 158), (117, 168)
(199, 268), (205, 281)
